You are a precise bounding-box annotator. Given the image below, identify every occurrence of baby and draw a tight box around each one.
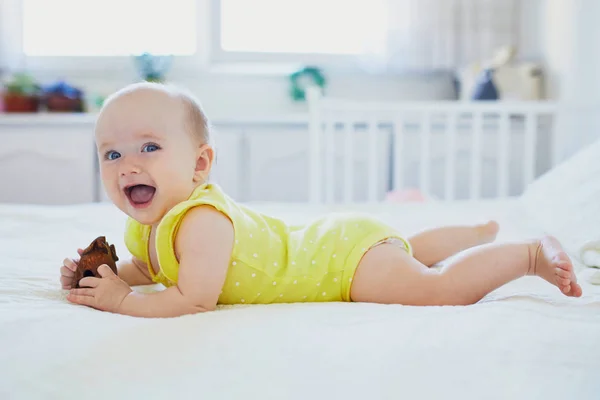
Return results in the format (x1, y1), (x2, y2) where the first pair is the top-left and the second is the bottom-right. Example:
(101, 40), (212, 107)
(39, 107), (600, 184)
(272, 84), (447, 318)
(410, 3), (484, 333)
(60, 82), (582, 318)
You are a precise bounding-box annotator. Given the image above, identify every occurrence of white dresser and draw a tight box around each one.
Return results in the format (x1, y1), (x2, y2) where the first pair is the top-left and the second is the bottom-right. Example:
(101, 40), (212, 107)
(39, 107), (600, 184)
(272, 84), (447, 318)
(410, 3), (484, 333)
(0, 115), (97, 205)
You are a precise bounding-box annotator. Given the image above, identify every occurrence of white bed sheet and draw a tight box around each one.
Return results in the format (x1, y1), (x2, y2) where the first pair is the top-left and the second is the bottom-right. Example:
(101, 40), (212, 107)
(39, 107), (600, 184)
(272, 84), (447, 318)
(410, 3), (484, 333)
(1, 199), (599, 400)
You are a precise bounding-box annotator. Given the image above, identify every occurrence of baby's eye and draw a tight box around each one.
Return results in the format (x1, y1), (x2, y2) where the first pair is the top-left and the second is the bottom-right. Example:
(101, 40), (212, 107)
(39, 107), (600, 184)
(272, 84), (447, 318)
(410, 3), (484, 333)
(142, 143), (160, 153)
(105, 151), (121, 160)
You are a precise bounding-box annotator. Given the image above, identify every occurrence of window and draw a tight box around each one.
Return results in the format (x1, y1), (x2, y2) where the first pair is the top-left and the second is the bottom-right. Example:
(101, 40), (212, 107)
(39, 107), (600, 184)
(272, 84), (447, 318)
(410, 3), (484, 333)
(22, 0), (196, 56)
(215, 0), (388, 61)
(0, 0), (389, 73)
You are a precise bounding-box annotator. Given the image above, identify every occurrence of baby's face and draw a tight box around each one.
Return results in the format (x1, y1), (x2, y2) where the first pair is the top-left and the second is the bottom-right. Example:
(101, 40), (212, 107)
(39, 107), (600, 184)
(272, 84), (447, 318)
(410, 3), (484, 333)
(95, 89), (202, 225)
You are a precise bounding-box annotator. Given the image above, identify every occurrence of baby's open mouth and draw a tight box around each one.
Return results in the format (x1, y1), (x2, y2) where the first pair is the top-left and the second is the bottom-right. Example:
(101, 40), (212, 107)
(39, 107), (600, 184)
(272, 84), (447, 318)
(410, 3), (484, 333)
(125, 184), (156, 208)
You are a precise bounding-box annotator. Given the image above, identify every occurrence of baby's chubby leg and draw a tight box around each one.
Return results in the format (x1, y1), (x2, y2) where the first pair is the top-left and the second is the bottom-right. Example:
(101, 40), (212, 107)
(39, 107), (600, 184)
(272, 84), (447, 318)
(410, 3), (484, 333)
(408, 221), (499, 267)
(350, 235), (582, 306)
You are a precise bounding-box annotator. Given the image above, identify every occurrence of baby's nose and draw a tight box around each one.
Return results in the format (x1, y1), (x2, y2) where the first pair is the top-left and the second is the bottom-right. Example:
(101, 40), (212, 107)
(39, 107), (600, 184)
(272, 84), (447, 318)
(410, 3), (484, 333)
(119, 159), (142, 176)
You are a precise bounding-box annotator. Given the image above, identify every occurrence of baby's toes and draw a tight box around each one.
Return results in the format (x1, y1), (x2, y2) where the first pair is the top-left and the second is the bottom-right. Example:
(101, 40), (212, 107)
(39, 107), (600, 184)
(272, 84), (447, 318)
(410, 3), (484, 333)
(557, 276), (571, 287)
(554, 268), (571, 289)
(571, 283), (583, 297)
(555, 267), (571, 279)
(561, 284), (572, 294)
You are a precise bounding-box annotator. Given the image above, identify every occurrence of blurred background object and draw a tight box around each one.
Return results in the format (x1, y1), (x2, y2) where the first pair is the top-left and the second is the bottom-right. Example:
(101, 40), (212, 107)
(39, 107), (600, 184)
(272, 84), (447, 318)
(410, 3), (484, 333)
(0, 0), (598, 204)
(134, 52), (173, 83)
(43, 80), (85, 112)
(2, 71), (41, 112)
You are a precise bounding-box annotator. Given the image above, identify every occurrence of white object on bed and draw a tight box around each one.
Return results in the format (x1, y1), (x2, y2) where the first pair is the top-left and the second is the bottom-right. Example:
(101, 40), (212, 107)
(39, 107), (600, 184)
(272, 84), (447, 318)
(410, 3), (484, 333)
(580, 240), (600, 285)
(1, 198), (599, 400)
(581, 240), (600, 268)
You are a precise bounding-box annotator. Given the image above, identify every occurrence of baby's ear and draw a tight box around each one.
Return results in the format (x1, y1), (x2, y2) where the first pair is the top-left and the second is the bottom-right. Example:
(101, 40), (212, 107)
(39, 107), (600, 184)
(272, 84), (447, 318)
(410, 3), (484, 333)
(194, 144), (215, 182)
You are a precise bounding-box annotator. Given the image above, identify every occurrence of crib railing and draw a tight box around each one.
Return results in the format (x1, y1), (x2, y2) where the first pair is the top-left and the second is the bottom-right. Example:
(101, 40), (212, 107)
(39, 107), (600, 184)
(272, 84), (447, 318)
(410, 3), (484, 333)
(307, 88), (559, 204)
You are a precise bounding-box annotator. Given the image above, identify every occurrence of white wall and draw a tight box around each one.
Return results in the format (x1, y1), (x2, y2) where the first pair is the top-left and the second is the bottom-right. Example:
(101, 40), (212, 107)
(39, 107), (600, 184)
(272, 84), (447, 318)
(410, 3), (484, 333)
(541, 0), (600, 102)
(519, 0), (545, 63)
(541, 0), (575, 100)
(541, 0), (600, 159)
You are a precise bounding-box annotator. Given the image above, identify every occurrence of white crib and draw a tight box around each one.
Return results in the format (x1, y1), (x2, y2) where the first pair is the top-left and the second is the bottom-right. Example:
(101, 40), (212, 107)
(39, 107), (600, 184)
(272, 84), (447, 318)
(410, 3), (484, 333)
(307, 88), (559, 204)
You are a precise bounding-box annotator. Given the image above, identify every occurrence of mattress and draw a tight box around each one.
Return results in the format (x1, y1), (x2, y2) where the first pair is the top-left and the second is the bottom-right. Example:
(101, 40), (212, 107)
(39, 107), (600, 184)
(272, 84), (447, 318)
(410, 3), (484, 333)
(1, 199), (599, 400)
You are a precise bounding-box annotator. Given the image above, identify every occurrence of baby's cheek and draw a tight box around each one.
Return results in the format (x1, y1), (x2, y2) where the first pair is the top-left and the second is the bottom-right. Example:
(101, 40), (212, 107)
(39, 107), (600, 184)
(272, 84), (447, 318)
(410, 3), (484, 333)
(103, 183), (125, 209)
(99, 168), (116, 189)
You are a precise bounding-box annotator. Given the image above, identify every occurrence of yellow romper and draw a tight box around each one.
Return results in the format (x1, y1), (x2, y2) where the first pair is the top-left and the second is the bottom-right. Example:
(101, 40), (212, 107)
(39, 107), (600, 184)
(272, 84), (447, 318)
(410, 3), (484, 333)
(124, 183), (412, 305)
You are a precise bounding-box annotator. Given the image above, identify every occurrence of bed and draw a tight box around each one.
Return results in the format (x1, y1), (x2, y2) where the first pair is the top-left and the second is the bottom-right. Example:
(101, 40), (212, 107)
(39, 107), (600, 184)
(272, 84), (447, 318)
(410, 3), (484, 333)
(2, 189), (600, 399)
(3, 92), (600, 399)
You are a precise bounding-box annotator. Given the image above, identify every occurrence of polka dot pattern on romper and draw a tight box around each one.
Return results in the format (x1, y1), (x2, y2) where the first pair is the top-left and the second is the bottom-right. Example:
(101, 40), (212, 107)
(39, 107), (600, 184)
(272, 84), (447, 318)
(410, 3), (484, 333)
(145, 175), (410, 308)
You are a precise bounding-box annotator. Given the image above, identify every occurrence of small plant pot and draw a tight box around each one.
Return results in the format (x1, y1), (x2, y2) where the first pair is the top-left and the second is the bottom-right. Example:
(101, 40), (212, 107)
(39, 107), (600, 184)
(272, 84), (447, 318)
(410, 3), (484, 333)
(2, 93), (40, 113)
(45, 94), (84, 112)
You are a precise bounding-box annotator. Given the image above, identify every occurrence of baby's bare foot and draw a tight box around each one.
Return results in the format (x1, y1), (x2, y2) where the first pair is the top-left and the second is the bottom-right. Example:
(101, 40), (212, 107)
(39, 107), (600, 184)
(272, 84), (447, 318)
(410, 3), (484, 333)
(476, 220), (500, 244)
(528, 236), (582, 297)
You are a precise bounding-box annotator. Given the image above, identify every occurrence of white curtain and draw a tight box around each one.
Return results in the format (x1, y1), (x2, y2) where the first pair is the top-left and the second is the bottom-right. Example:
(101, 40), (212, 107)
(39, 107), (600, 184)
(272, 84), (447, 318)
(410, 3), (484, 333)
(361, 0), (520, 71)
(0, 0), (24, 73)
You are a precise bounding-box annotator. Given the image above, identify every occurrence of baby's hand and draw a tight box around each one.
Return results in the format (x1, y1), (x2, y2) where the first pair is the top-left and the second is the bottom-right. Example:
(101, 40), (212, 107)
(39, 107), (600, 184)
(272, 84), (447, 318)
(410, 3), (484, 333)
(60, 248), (84, 290)
(67, 265), (132, 313)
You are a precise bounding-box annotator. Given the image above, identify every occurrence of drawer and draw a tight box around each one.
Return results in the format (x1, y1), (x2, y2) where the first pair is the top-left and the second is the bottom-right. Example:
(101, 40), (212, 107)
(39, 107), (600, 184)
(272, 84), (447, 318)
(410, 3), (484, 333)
(0, 126), (95, 204)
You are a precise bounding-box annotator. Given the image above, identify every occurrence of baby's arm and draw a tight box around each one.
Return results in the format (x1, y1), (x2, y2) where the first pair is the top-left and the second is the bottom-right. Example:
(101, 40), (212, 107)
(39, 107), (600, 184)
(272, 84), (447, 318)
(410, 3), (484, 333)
(118, 205), (233, 318)
(117, 256), (154, 286)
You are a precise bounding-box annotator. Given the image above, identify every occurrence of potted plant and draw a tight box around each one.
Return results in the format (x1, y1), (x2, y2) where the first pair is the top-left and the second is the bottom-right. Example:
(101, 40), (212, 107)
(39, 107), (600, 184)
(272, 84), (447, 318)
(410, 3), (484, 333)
(2, 72), (41, 113)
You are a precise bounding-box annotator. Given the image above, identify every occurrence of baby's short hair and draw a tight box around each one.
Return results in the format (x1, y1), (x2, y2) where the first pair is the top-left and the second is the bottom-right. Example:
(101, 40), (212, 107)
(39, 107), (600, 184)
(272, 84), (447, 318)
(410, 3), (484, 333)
(174, 85), (212, 145)
(103, 81), (212, 145)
